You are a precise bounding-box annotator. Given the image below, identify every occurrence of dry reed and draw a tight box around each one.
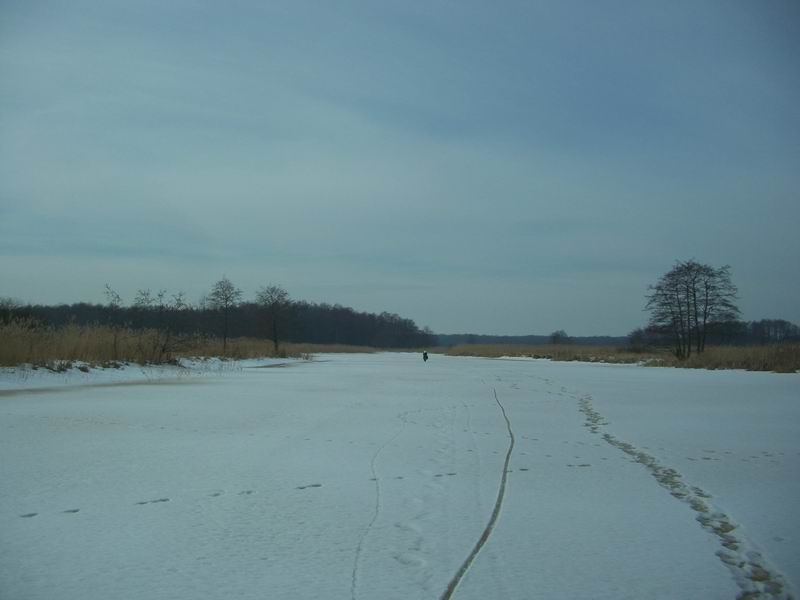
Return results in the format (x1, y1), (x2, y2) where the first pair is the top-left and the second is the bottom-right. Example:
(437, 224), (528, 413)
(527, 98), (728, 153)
(3, 320), (796, 373)
(681, 344), (800, 373)
(444, 343), (799, 373)
(0, 320), (375, 368)
(445, 344), (652, 364)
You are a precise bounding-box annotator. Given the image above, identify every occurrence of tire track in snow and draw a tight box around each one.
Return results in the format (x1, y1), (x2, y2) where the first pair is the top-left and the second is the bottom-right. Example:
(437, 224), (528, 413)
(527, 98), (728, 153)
(579, 395), (792, 599)
(440, 388), (515, 600)
(350, 414), (408, 600)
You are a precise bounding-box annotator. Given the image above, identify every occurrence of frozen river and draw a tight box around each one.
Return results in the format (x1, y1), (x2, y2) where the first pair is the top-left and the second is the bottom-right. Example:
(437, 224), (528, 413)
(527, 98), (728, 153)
(1, 353), (798, 599)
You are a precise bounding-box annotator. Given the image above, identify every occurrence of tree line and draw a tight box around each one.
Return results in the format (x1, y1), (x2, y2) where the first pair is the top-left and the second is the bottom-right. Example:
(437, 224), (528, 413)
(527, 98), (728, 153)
(1, 277), (436, 351)
(2, 264), (796, 360)
(635, 259), (799, 357)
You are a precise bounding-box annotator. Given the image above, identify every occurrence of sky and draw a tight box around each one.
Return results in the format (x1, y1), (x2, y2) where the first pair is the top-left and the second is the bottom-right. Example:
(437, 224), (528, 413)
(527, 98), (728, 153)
(1, 1), (798, 336)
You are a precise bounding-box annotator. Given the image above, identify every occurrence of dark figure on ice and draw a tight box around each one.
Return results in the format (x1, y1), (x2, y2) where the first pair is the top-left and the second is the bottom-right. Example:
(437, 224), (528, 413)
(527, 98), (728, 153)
(423, 351), (429, 362)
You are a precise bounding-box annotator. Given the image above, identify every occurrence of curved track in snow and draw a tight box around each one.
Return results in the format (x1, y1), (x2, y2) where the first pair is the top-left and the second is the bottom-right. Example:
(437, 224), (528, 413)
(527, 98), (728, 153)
(440, 388), (515, 600)
(350, 416), (408, 600)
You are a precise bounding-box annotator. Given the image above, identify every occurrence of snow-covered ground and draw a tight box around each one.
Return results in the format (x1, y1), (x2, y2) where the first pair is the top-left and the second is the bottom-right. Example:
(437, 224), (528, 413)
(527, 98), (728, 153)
(1, 353), (797, 599)
(0, 357), (295, 391)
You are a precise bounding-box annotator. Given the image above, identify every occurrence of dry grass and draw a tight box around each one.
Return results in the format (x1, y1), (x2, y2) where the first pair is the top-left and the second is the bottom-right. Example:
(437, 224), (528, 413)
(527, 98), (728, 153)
(681, 344), (800, 373)
(444, 343), (800, 373)
(0, 320), (152, 367)
(3, 320), (796, 373)
(0, 320), (376, 367)
(282, 343), (377, 355)
(445, 344), (653, 364)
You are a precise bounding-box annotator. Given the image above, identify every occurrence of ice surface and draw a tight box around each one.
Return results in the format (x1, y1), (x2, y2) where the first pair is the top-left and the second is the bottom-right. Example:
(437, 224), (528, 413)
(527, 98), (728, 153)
(1, 354), (796, 599)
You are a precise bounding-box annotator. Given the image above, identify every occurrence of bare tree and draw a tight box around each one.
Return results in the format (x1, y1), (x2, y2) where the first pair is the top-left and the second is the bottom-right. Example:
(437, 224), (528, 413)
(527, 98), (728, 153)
(130, 288), (190, 362)
(207, 277), (243, 355)
(0, 297), (22, 323)
(549, 329), (569, 345)
(256, 284), (291, 354)
(154, 290), (189, 361)
(645, 260), (739, 358)
(627, 327), (648, 352)
(104, 285), (124, 360)
(750, 319), (800, 344)
(104, 284), (122, 309)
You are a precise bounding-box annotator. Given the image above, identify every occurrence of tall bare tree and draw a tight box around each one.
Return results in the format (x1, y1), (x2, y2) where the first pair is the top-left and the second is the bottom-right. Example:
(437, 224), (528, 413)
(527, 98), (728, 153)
(256, 284), (291, 354)
(207, 277), (243, 354)
(104, 285), (124, 360)
(645, 260), (739, 358)
(130, 288), (190, 361)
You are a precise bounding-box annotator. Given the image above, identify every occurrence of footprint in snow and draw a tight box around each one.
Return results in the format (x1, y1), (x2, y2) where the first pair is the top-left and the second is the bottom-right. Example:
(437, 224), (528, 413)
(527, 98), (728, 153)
(20, 513), (37, 518)
(238, 490), (254, 496)
(393, 552), (426, 567)
(296, 484), (322, 490)
(136, 498), (170, 505)
(63, 509), (80, 514)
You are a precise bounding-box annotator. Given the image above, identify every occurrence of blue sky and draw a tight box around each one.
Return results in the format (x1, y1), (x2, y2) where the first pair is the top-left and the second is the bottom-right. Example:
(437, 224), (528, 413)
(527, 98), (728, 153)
(1, 1), (798, 335)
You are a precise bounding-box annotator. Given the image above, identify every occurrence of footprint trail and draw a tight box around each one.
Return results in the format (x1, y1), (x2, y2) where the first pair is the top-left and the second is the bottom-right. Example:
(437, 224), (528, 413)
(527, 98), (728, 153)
(579, 395), (791, 599)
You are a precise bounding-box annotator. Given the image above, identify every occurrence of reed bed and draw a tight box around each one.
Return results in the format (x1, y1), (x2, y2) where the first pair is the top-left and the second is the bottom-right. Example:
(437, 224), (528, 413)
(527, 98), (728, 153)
(680, 344), (800, 373)
(1, 320), (154, 367)
(0, 320), (374, 368)
(2, 320), (796, 373)
(445, 344), (650, 364)
(282, 343), (377, 355)
(444, 343), (800, 373)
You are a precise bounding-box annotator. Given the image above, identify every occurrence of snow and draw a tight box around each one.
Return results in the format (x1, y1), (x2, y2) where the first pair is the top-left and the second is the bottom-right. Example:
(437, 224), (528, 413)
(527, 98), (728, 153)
(0, 357), (296, 391)
(1, 353), (797, 599)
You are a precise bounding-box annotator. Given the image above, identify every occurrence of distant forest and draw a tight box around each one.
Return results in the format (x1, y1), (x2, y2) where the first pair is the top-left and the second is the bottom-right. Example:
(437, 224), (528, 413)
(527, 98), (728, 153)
(2, 299), (436, 349)
(439, 323), (800, 348)
(4, 300), (795, 350)
(437, 334), (628, 346)
(2, 283), (797, 351)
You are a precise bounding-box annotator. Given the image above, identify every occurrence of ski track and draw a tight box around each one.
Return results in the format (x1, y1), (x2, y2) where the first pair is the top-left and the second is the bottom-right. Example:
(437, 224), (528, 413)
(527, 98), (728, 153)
(350, 413), (408, 600)
(439, 388), (515, 600)
(8, 357), (796, 600)
(578, 394), (793, 600)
